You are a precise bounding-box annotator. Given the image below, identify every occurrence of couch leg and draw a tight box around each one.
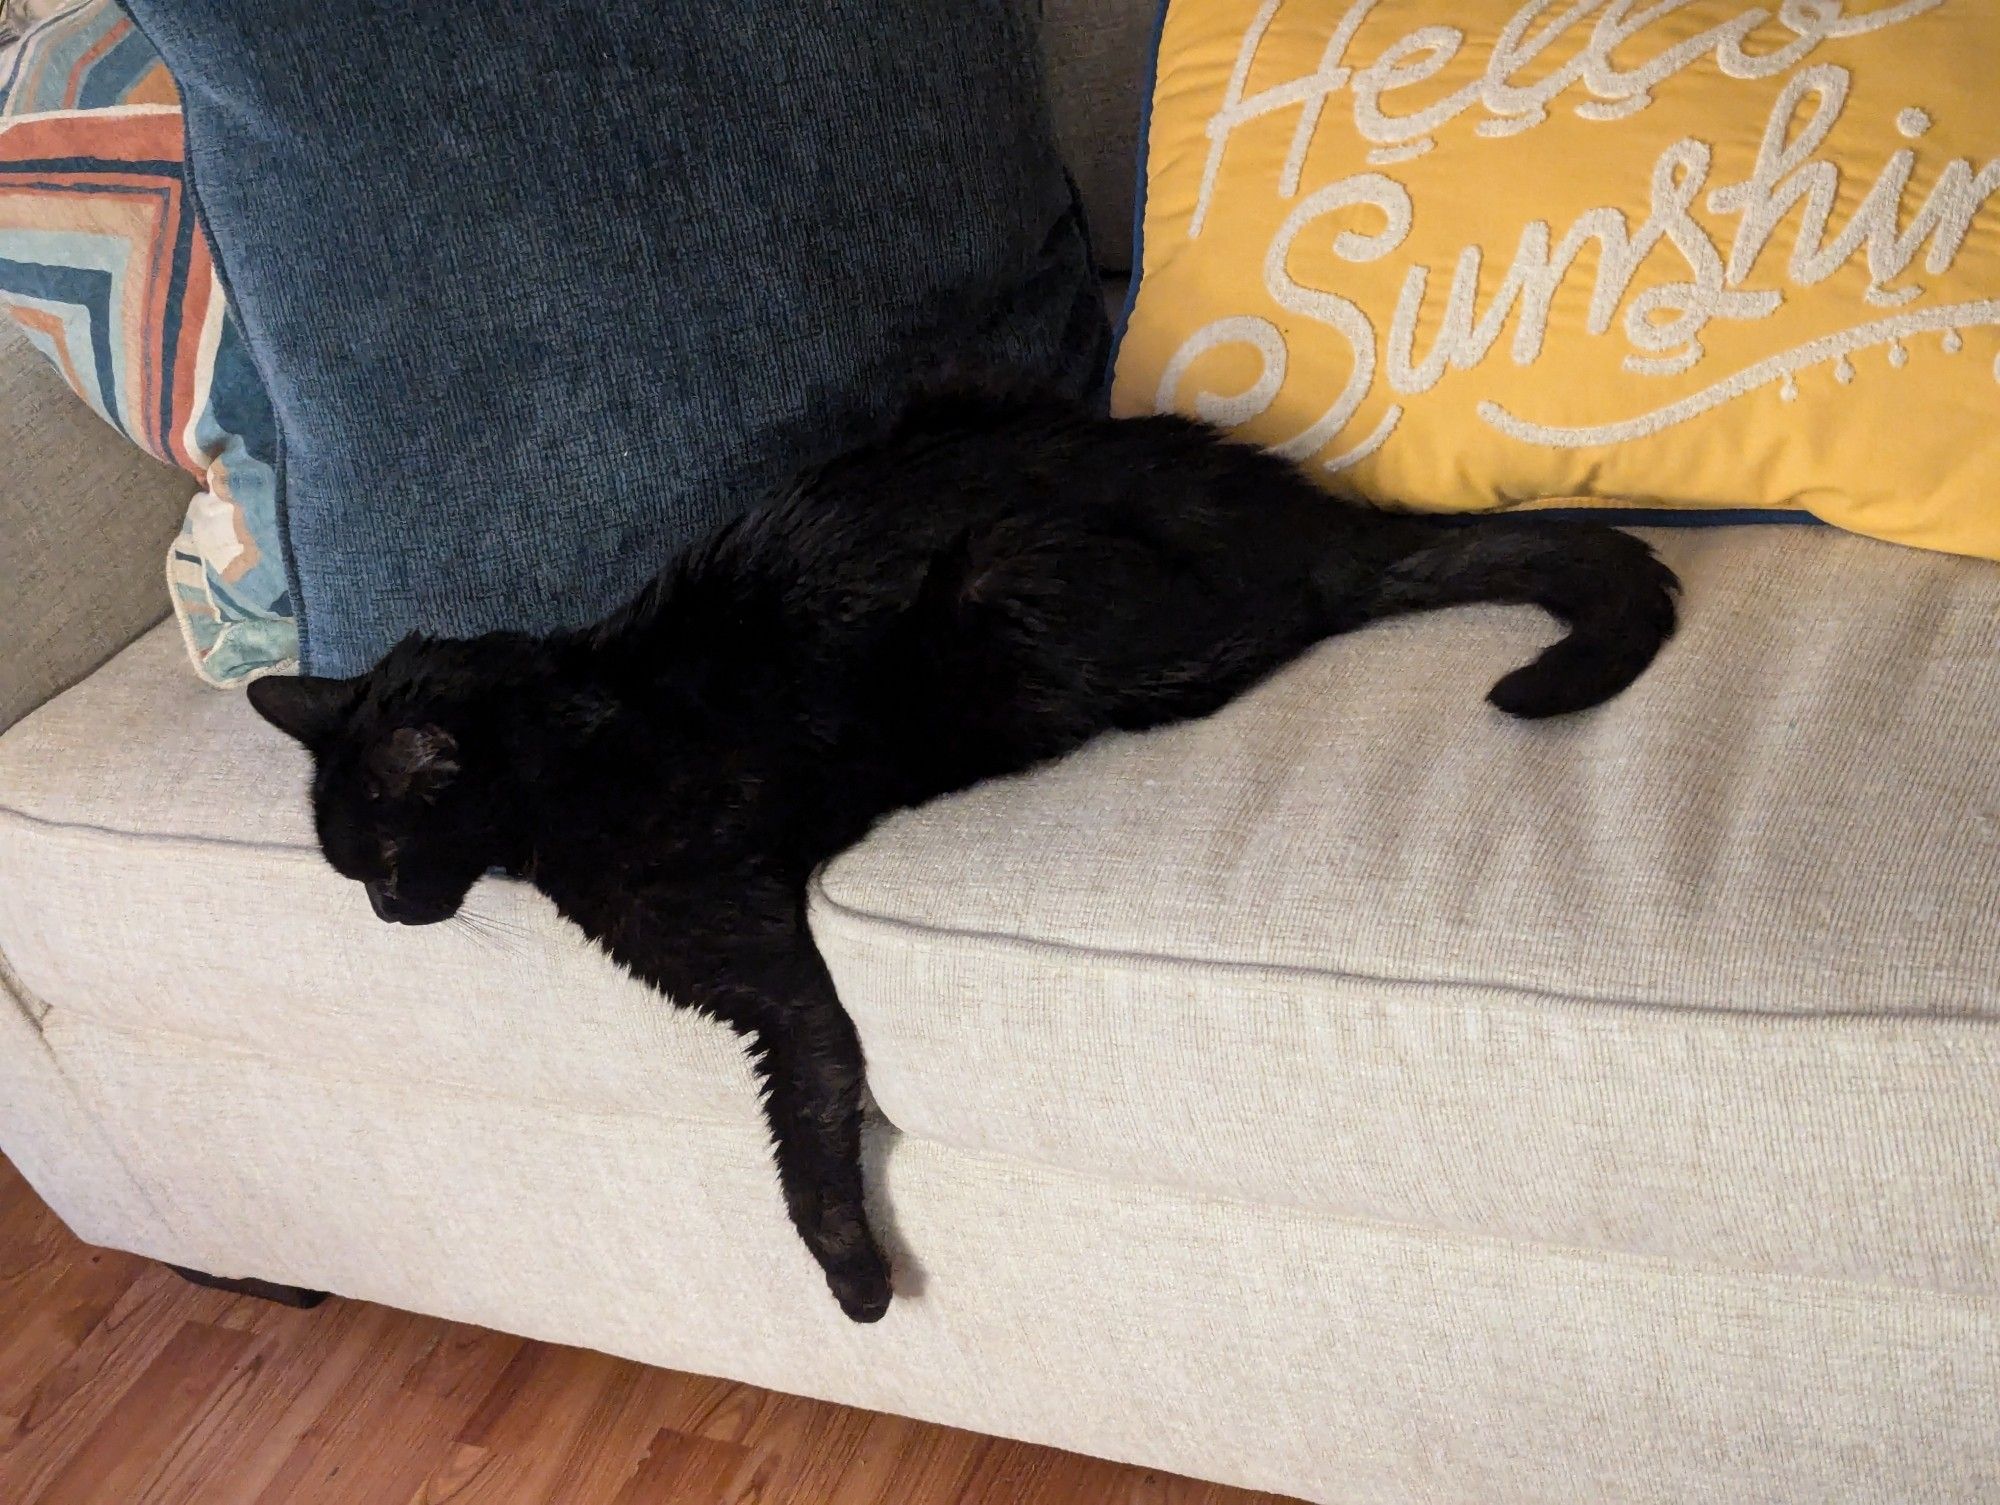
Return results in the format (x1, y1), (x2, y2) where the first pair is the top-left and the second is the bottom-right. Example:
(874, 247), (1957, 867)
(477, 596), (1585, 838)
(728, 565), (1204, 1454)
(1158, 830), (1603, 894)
(167, 1264), (329, 1308)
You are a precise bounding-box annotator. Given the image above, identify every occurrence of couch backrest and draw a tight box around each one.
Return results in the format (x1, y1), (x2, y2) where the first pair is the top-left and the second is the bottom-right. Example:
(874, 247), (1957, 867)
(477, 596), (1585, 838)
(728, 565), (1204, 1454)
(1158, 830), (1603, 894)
(1043, 0), (1155, 274)
(0, 320), (193, 732)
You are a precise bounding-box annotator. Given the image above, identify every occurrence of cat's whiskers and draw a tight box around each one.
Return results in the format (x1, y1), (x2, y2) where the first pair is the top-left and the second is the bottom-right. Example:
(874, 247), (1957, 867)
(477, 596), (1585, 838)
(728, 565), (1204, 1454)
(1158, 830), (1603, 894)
(449, 909), (532, 959)
(460, 906), (531, 937)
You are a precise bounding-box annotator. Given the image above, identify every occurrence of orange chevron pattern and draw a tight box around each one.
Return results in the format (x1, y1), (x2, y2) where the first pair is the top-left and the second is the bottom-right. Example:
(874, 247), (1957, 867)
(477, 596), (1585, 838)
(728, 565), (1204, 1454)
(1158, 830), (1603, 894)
(2, 0), (292, 683)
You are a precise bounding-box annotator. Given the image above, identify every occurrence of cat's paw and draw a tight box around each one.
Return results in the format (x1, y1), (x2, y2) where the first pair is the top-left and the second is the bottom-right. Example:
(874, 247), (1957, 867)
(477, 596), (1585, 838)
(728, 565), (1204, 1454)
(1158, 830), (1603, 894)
(826, 1252), (893, 1323)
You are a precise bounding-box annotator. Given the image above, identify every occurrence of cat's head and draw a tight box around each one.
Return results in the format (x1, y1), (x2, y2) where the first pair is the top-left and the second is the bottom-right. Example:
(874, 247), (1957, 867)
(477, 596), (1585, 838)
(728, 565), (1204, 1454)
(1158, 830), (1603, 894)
(247, 635), (543, 926)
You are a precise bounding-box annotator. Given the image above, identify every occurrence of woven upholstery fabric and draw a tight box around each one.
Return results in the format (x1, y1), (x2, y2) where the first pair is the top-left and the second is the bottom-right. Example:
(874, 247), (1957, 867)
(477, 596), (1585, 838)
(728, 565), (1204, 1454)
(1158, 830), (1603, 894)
(0, 625), (766, 1126)
(814, 524), (2000, 1293)
(0, 316), (190, 732)
(4, 526), (1997, 1298)
(121, 0), (1108, 676)
(23, 1019), (2000, 1505)
(3, 524), (1998, 1500)
(1042, 0), (1157, 273)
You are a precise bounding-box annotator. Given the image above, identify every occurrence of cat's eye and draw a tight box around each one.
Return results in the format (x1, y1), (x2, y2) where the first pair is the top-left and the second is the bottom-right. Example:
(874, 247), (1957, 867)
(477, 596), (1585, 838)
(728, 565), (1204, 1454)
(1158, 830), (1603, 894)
(363, 780), (383, 803)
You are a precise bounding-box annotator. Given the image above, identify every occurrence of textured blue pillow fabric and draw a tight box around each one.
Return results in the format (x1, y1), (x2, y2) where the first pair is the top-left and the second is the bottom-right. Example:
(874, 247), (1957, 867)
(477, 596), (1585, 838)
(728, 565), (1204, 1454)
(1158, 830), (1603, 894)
(118, 0), (1107, 675)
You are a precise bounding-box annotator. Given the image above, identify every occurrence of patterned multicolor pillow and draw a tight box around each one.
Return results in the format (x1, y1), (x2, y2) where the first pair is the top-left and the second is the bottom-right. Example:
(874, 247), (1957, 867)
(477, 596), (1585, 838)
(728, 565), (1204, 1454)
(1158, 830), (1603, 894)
(0, 0), (292, 684)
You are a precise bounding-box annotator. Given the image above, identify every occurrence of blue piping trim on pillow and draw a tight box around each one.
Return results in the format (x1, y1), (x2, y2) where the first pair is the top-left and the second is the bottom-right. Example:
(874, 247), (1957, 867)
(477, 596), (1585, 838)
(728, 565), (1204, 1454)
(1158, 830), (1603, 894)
(1106, 0), (1172, 387)
(1527, 507), (1828, 529)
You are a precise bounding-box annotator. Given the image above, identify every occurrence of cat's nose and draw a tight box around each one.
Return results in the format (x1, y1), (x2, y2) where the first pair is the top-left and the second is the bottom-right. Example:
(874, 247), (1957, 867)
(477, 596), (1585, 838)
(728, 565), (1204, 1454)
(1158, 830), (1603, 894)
(364, 879), (401, 923)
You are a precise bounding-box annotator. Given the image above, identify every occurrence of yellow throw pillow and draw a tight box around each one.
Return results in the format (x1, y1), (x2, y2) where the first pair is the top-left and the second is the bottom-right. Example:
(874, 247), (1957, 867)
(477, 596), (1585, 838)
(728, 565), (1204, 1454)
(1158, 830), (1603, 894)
(1111, 0), (2000, 561)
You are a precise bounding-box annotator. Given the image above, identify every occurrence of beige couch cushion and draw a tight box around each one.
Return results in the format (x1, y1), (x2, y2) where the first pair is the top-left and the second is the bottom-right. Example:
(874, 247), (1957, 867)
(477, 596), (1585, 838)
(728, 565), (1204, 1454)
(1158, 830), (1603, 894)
(0, 626), (765, 1125)
(5, 526), (1995, 1301)
(36, 1024), (2000, 1505)
(814, 524), (2000, 1294)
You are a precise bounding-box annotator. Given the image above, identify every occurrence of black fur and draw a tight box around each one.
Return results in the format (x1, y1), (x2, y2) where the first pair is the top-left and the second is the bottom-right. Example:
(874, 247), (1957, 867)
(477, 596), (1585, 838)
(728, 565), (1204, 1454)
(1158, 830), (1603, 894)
(248, 392), (1679, 1321)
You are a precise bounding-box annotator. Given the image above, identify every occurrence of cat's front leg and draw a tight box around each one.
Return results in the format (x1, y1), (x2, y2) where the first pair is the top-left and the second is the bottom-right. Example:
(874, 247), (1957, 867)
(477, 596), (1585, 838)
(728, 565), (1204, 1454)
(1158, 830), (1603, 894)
(748, 979), (892, 1322)
(631, 882), (892, 1322)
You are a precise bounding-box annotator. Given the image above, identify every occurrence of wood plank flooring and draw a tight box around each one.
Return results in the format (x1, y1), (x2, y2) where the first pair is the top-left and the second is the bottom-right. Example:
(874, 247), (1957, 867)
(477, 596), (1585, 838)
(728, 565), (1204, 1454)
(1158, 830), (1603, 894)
(0, 1156), (1299, 1503)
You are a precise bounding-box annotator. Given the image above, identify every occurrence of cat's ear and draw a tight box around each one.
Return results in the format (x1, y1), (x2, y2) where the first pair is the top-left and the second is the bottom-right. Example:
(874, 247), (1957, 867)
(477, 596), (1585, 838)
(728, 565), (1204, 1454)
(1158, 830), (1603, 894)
(375, 725), (460, 801)
(247, 674), (362, 748)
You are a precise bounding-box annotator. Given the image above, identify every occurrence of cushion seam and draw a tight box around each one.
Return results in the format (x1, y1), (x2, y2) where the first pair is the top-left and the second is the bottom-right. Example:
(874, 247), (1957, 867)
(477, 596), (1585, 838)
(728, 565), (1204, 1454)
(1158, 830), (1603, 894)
(3, 806), (1992, 1030)
(48, 1007), (1994, 1311)
(0, 946), (189, 1245)
(0, 799), (323, 859)
(43, 1005), (769, 1136)
(808, 876), (2000, 1033)
(0, 934), (53, 1029)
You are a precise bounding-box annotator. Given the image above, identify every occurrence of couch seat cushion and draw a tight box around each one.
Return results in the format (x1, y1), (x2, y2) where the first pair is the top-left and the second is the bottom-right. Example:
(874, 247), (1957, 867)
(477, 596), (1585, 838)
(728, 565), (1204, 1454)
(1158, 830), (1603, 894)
(813, 524), (2000, 1293)
(0, 624), (765, 1125)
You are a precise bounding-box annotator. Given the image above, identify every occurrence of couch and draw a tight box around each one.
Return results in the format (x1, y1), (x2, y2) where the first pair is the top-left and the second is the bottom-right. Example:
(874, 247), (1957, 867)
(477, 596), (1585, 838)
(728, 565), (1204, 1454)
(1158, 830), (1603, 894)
(3, 9), (1997, 1502)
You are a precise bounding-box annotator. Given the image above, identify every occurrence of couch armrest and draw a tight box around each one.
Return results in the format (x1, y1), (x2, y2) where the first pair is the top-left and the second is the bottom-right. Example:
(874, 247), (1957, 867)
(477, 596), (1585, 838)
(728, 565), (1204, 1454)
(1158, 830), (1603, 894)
(0, 319), (197, 733)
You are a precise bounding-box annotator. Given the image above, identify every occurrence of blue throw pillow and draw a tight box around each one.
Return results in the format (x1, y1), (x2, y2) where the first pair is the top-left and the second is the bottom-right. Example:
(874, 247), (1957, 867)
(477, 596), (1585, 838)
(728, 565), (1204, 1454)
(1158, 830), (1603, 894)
(119, 0), (1108, 675)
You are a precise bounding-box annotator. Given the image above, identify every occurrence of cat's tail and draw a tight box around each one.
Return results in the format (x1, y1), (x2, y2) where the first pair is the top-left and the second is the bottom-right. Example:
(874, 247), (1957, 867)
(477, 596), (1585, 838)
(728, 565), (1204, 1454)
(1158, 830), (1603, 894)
(1352, 516), (1680, 719)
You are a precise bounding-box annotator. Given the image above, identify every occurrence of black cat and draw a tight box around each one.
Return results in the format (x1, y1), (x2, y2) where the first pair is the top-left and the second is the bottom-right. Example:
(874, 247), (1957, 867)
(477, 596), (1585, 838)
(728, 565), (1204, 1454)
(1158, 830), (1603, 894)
(248, 391), (1678, 1321)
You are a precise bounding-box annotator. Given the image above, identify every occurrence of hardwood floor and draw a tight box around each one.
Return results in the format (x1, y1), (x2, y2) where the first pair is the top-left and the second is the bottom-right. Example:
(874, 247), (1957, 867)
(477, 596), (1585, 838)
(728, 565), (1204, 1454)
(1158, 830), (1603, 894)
(0, 1156), (1299, 1504)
